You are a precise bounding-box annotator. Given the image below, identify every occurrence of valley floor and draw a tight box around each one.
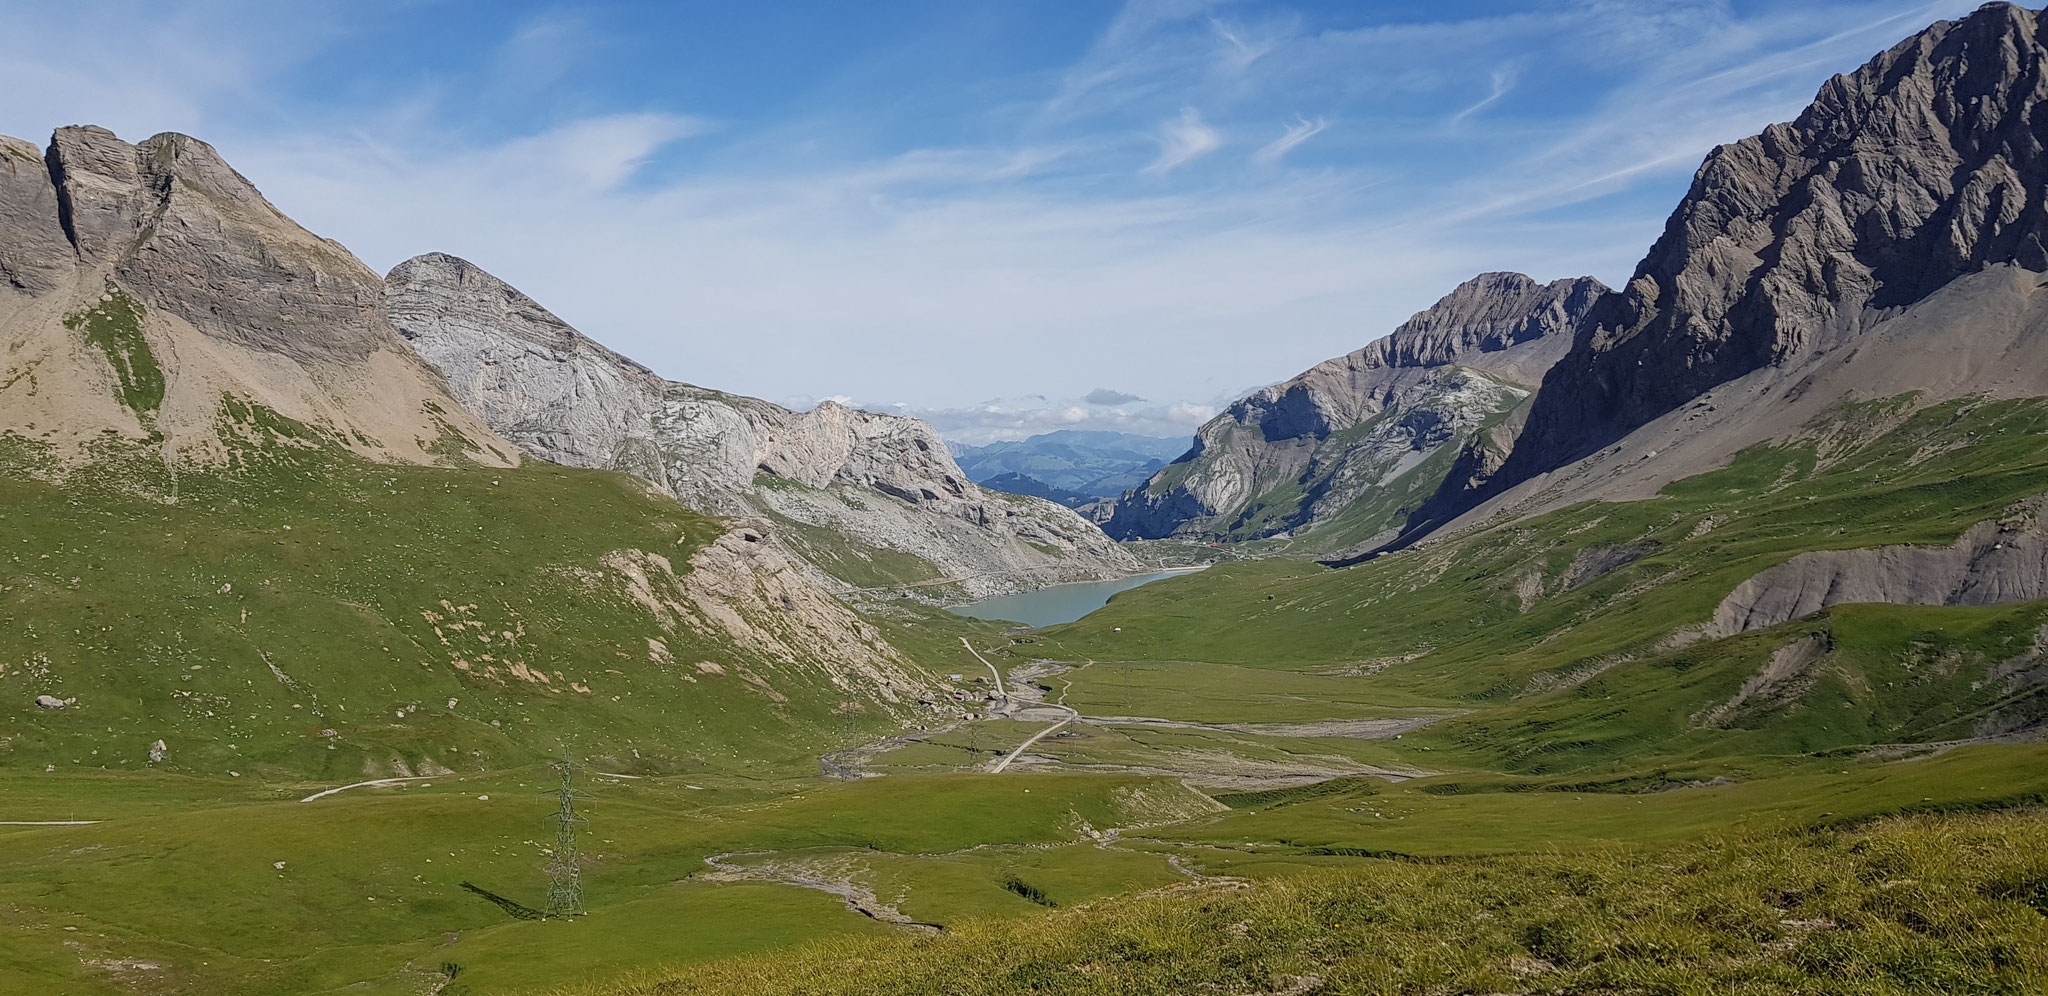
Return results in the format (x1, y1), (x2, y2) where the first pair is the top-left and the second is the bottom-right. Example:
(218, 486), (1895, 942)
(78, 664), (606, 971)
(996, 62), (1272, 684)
(8, 393), (2048, 995)
(3, 670), (2044, 995)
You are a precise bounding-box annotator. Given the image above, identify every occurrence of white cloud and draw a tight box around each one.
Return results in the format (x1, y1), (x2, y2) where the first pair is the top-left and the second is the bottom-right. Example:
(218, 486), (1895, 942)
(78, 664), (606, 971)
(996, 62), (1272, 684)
(1140, 107), (1221, 175)
(1209, 17), (1277, 74)
(1253, 115), (1326, 165)
(1085, 388), (1147, 405)
(1450, 68), (1518, 123)
(499, 113), (710, 190)
(910, 395), (1219, 444)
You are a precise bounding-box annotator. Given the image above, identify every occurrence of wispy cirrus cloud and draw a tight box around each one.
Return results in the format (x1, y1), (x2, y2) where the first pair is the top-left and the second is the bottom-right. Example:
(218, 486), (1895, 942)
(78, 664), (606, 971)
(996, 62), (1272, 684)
(1208, 17), (1276, 74)
(1450, 68), (1518, 124)
(1253, 115), (1325, 165)
(502, 112), (711, 190)
(1140, 106), (1221, 174)
(490, 10), (601, 93)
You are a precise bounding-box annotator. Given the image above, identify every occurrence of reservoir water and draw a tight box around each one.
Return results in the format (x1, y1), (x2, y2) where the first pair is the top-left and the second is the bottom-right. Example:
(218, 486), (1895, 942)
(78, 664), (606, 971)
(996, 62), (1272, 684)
(946, 569), (1197, 628)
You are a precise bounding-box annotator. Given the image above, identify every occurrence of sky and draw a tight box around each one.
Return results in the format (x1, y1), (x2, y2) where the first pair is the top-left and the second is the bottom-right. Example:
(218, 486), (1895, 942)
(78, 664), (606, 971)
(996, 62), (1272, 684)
(0, 0), (1987, 443)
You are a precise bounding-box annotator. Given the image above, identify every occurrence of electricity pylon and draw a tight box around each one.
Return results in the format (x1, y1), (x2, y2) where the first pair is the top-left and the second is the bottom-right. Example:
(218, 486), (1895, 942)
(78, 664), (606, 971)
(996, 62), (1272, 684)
(542, 753), (587, 918)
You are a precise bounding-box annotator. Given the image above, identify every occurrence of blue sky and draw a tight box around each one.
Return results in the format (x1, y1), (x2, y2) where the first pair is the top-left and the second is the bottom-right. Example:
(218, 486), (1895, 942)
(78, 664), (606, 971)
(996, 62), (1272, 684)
(0, 0), (1985, 441)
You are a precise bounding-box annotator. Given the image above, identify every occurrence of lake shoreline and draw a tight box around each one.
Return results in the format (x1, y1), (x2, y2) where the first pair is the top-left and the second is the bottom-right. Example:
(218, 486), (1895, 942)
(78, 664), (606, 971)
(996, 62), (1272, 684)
(946, 565), (1207, 628)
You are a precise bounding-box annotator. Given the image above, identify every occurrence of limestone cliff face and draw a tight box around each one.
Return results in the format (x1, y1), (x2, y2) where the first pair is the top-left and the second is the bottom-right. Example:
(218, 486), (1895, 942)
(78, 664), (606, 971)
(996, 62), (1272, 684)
(1104, 272), (1604, 550)
(385, 253), (668, 484)
(1418, 3), (2048, 535)
(0, 127), (512, 467)
(388, 253), (1138, 597)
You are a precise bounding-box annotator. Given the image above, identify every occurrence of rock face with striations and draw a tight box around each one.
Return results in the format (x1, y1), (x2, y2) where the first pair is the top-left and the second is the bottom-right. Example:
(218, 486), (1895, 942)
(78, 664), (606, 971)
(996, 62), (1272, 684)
(387, 253), (1139, 598)
(0, 126), (511, 467)
(1103, 272), (1604, 550)
(1706, 496), (2048, 639)
(1412, 3), (2048, 539)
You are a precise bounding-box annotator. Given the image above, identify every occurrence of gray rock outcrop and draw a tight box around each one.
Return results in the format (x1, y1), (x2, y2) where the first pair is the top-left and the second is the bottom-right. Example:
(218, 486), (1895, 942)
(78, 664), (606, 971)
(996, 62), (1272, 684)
(1417, 3), (2048, 537)
(386, 253), (669, 485)
(1103, 272), (1604, 547)
(0, 136), (72, 294)
(1709, 497), (2048, 637)
(387, 253), (1138, 597)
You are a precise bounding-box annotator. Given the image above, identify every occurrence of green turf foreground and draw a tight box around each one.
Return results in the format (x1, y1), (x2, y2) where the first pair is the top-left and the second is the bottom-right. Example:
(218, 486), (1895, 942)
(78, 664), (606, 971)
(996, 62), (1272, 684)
(568, 806), (2048, 996)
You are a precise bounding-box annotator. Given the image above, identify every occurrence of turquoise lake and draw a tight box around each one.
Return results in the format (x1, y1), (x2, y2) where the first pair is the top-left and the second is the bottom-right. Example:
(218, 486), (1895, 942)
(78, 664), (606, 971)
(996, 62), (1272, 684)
(946, 569), (1197, 628)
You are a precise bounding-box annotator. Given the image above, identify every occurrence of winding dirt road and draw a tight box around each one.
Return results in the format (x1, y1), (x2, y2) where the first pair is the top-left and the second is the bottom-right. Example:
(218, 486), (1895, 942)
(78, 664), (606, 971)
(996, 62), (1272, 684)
(299, 775), (436, 803)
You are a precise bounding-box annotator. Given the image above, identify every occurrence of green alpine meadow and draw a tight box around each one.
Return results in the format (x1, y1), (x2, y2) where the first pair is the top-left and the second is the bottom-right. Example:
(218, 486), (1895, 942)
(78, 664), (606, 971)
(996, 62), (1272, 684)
(6, 3), (2048, 995)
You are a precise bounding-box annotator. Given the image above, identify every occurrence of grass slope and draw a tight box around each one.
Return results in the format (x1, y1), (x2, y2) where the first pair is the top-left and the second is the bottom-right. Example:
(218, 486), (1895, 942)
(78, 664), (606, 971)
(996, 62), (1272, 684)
(12, 391), (2048, 996)
(0, 769), (1212, 995)
(574, 806), (2048, 996)
(1048, 395), (2048, 774)
(0, 403), (938, 782)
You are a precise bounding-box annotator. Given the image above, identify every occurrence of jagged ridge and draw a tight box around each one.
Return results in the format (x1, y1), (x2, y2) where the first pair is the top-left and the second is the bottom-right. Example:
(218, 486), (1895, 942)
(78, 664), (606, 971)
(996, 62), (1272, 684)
(386, 252), (1138, 598)
(1413, 2), (2048, 538)
(1103, 271), (1604, 549)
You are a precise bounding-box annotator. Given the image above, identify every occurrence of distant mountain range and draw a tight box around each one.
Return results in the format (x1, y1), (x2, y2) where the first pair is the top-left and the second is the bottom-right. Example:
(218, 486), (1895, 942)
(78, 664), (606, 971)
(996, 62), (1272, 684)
(972, 471), (1097, 508)
(951, 429), (1190, 501)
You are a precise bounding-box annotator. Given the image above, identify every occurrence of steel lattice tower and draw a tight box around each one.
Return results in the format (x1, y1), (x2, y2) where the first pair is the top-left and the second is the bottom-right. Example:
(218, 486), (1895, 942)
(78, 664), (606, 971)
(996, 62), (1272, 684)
(543, 754), (587, 918)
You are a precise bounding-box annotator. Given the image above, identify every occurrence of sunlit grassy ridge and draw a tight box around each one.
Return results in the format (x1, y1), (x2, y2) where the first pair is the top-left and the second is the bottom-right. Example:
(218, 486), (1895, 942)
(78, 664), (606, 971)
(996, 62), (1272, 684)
(572, 806), (2048, 996)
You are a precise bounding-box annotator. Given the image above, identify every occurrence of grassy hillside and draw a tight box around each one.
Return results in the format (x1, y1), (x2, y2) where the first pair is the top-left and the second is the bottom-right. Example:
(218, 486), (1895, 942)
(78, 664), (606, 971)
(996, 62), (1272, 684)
(1048, 394), (2048, 773)
(0, 405), (958, 782)
(573, 804), (2048, 996)
(0, 767), (1223, 995)
(9, 392), (2048, 996)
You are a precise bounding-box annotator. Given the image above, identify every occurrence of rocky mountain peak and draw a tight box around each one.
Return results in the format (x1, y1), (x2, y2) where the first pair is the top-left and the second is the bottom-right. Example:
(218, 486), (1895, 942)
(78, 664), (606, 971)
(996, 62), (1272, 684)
(1415, 3), (2048, 535)
(1358, 271), (1607, 375)
(1, 125), (510, 466)
(385, 251), (669, 484)
(388, 253), (652, 370)
(39, 125), (390, 361)
(1226, 270), (1607, 440)
(1102, 270), (1603, 545)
